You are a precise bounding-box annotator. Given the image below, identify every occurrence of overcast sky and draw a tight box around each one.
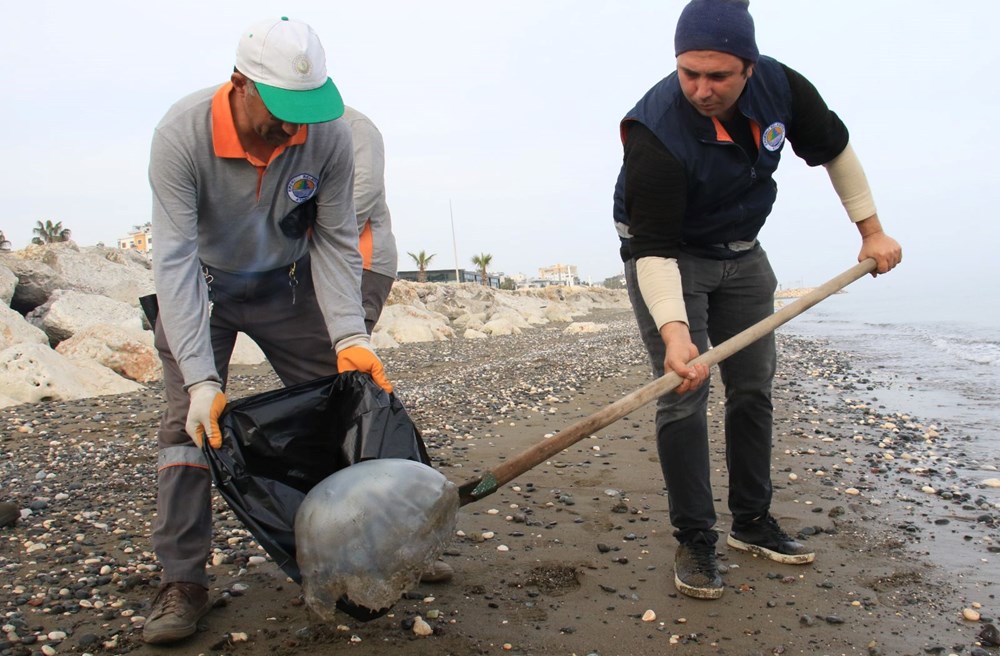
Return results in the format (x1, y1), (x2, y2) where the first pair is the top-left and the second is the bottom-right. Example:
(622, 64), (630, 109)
(2, 1), (997, 298)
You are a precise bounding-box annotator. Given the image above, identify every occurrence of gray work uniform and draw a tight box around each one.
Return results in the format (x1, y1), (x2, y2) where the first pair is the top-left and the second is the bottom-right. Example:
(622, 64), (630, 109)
(342, 106), (397, 332)
(148, 83), (365, 586)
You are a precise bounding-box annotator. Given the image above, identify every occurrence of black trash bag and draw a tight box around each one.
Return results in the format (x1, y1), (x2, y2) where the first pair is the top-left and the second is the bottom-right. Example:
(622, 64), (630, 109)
(205, 371), (428, 621)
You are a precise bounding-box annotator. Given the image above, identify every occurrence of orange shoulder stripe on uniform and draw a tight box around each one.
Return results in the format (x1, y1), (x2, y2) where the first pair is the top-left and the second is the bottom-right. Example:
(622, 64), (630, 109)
(358, 220), (373, 270)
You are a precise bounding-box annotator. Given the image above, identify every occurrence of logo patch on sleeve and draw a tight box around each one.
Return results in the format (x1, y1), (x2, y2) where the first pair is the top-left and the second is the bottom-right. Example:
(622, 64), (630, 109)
(286, 173), (319, 203)
(762, 122), (786, 152)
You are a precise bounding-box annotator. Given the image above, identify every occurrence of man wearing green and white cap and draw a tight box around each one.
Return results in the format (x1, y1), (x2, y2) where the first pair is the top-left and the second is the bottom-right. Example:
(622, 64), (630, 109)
(145, 17), (392, 644)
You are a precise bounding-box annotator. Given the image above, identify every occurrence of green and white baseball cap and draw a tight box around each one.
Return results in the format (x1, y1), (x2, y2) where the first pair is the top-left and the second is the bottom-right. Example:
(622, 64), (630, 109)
(235, 16), (344, 124)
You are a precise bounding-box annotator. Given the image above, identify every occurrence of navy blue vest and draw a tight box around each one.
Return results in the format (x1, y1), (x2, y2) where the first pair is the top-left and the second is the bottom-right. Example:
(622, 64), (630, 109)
(613, 56), (793, 257)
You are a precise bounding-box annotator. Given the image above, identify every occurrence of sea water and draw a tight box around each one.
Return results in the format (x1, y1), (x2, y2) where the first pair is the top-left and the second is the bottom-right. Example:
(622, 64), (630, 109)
(777, 283), (999, 470)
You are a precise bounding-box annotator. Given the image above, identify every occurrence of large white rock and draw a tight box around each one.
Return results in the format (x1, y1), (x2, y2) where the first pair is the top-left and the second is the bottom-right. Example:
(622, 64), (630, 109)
(1, 255), (66, 313)
(56, 324), (162, 383)
(423, 285), (493, 319)
(485, 308), (532, 330)
(563, 321), (608, 335)
(27, 290), (145, 345)
(0, 304), (49, 351)
(370, 329), (400, 350)
(543, 305), (579, 323)
(18, 242), (154, 306)
(0, 264), (16, 306)
(0, 343), (143, 408)
(231, 333), (267, 365)
(451, 312), (487, 331)
(376, 304), (455, 344)
(493, 292), (552, 324)
(480, 316), (523, 336)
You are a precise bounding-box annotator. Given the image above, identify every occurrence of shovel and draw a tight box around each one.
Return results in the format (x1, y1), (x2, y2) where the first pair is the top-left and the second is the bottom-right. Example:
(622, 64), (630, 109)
(456, 257), (877, 504)
(295, 258), (877, 614)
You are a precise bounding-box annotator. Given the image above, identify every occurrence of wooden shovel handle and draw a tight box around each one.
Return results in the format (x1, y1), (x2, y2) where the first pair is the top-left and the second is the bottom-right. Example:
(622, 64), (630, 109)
(457, 258), (876, 505)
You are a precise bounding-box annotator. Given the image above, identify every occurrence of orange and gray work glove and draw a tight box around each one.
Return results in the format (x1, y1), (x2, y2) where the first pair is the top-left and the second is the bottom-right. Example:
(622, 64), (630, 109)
(185, 381), (227, 448)
(336, 338), (393, 393)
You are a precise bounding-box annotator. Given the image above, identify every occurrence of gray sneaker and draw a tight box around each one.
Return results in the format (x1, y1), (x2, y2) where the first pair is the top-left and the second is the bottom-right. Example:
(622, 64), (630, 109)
(142, 582), (211, 644)
(727, 514), (815, 565)
(673, 542), (723, 599)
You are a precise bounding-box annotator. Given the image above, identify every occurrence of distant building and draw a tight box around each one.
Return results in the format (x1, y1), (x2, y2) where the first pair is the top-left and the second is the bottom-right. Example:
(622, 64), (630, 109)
(505, 272), (530, 286)
(118, 224), (153, 258)
(397, 268), (501, 288)
(537, 263), (579, 286)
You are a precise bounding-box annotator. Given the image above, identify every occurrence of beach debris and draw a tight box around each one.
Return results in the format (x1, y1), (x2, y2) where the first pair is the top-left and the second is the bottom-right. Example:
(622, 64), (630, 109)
(295, 459), (459, 616)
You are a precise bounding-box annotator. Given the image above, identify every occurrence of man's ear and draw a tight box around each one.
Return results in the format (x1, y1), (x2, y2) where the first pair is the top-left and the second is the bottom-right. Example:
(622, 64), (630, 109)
(745, 64), (755, 79)
(231, 71), (249, 94)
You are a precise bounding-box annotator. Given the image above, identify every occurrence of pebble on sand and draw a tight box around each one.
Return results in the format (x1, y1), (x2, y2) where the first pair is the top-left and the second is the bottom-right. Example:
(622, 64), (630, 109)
(963, 608), (981, 622)
(642, 610), (656, 622)
(413, 616), (433, 636)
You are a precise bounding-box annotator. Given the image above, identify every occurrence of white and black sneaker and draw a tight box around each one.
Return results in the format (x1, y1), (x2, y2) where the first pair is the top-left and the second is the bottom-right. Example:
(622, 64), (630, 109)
(673, 542), (724, 599)
(727, 514), (815, 565)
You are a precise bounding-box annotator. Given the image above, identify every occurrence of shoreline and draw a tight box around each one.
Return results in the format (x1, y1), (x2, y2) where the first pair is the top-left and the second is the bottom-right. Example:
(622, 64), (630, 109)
(0, 310), (996, 655)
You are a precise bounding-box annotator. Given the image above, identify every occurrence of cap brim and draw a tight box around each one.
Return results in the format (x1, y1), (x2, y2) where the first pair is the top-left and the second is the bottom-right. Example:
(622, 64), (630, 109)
(256, 78), (344, 124)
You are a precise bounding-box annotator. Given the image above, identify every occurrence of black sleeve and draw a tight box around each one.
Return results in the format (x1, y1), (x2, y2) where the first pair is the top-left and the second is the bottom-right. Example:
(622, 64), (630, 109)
(623, 122), (686, 260)
(782, 64), (850, 167)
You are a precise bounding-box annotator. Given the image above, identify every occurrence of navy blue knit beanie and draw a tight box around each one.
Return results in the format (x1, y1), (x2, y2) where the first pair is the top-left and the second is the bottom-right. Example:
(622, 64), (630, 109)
(674, 0), (759, 62)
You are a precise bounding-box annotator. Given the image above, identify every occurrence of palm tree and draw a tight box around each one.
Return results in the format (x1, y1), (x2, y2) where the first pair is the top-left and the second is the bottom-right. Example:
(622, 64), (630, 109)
(407, 250), (436, 283)
(0, 230), (11, 252)
(31, 220), (71, 245)
(470, 253), (493, 286)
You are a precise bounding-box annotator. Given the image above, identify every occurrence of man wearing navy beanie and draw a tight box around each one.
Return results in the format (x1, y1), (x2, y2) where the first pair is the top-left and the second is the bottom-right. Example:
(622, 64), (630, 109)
(612, 0), (902, 599)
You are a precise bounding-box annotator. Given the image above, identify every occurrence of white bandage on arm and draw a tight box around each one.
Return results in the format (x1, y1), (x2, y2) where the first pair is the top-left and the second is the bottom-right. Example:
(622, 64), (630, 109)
(823, 141), (878, 223)
(636, 256), (688, 330)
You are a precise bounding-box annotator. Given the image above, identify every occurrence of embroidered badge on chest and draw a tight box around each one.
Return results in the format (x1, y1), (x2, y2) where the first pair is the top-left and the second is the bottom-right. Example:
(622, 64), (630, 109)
(287, 173), (319, 203)
(762, 122), (786, 152)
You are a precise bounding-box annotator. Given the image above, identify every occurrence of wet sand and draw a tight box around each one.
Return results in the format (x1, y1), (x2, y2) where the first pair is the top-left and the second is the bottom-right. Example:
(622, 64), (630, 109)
(0, 310), (997, 655)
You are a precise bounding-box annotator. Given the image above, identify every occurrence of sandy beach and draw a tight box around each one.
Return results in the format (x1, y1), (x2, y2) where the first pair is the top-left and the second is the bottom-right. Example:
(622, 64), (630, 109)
(1, 309), (997, 656)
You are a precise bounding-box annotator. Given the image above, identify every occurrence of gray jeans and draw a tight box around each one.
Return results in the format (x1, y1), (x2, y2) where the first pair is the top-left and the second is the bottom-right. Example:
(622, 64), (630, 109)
(152, 254), (340, 585)
(625, 244), (777, 545)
